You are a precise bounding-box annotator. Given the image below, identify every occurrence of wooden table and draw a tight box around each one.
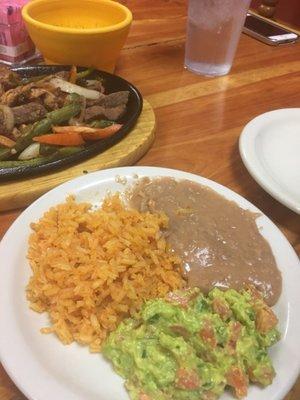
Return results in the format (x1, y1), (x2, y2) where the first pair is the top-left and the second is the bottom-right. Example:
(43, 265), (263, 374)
(0, 1), (299, 399)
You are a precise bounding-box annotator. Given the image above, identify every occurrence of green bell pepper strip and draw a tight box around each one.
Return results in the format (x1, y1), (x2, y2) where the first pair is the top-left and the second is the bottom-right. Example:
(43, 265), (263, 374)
(89, 120), (115, 128)
(76, 68), (94, 81)
(0, 146), (84, 169)
(0, 101), (82, 161)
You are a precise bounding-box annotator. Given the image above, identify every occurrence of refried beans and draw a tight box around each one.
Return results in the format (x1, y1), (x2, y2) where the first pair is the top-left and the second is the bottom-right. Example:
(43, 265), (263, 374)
(129, 177), (282, 306)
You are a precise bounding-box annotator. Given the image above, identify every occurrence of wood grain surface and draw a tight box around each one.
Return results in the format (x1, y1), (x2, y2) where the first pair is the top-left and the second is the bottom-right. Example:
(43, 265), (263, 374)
(0, 1), (299, 399)
(0, 100), (155, 211)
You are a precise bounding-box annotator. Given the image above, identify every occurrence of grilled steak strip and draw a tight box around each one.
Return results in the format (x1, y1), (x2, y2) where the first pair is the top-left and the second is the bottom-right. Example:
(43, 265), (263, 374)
(84, 104), (126, 122)
(13, 102), (47, 125)
(84, 91), (129, 121)
(0, 103), (47, 134)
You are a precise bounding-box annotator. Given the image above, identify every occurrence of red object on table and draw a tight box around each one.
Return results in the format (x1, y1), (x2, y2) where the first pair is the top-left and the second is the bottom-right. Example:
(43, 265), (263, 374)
(0, 0), (36, 65)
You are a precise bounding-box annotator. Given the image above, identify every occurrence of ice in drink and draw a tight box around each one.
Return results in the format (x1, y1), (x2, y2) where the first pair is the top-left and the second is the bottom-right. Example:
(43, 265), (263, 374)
(184, 0), (251, 76)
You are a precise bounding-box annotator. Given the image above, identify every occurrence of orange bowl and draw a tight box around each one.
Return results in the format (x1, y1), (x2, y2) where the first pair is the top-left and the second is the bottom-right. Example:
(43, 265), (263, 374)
(22, 0), (132, 72)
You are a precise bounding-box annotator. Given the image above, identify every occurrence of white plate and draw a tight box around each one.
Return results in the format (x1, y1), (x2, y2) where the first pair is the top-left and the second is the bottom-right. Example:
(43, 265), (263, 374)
(0, 166), (299, 400)
(239, 108), (300, 214)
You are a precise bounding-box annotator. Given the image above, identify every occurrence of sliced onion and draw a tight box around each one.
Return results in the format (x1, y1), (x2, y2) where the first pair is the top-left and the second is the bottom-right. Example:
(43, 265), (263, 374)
(86, 80), (98, 86)
(18, 143), (40, 160)
(0, 105), (15, 133)
(50, 78), (101, 100)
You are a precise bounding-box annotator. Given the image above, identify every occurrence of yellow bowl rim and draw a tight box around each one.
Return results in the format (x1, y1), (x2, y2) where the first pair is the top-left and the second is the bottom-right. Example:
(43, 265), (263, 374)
(22, 0), (132, 34)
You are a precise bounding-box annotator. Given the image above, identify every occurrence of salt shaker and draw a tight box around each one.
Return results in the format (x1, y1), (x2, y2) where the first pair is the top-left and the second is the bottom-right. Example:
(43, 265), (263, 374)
(0, 0), (36, 65)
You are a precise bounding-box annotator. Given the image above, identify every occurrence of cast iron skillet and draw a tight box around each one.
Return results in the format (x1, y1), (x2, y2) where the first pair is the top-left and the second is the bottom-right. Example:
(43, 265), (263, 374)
(0, 65), (143, 180)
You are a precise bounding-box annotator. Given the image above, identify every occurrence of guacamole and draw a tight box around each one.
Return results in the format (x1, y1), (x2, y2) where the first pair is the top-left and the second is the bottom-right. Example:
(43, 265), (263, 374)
(103, 287), (280, 400)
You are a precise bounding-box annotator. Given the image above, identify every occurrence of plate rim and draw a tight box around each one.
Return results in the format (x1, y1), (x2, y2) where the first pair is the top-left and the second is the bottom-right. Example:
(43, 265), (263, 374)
(0, 166), (299, 400)
(239, 108), (300, 214)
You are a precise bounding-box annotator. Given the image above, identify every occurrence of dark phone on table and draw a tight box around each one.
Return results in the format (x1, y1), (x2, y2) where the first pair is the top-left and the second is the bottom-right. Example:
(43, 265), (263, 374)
(243, 13), (299, 45)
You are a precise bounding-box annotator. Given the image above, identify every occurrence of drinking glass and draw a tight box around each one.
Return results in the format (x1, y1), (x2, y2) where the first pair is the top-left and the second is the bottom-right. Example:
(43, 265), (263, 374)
(184, 0), (251, 76)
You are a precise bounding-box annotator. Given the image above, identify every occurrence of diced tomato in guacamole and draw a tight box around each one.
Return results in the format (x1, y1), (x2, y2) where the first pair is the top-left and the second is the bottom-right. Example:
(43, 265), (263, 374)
(103, 287), (280, 400)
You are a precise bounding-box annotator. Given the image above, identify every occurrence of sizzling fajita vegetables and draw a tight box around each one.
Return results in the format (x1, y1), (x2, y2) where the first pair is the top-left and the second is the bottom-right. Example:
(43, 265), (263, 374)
(0, 65), (129, 167)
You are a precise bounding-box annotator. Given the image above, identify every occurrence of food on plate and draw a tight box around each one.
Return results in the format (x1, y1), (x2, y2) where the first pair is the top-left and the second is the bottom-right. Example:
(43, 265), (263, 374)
(0, 65), (129, 167)
(25, 175), (283, 398)
(26, 195), (185, 352)
(129, 178), (282, 306)
(104, 286), (280, 400)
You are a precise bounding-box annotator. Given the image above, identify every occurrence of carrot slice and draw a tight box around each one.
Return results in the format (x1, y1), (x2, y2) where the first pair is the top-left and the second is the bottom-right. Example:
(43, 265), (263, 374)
(69, 65), (77, 84)
(53, 124), (122, 141)
(0, 135), (16, 148)
(80, 124), (122, 141)
(33, 133), (85, 146)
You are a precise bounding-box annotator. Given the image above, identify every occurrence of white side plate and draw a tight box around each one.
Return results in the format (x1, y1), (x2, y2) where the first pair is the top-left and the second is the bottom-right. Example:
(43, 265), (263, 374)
(239, 108), (300, 214)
